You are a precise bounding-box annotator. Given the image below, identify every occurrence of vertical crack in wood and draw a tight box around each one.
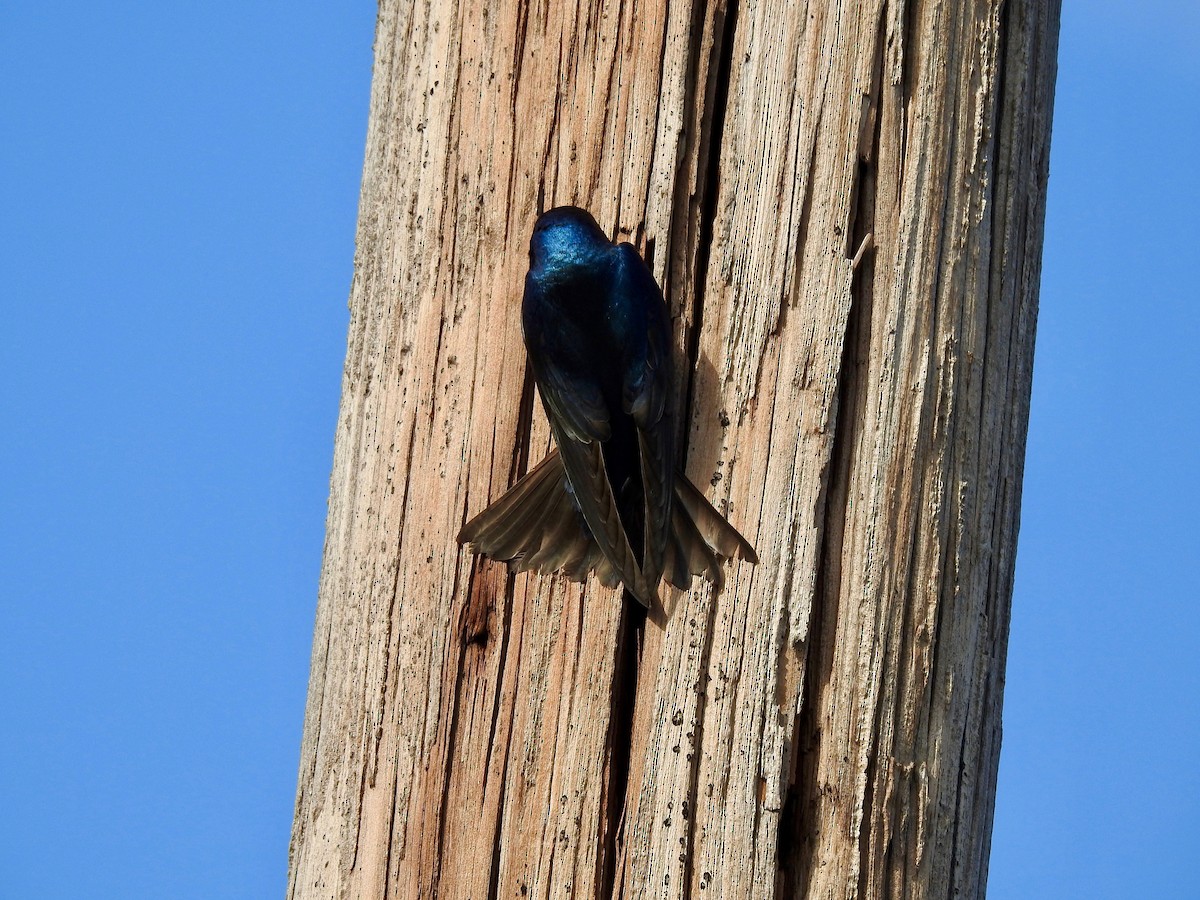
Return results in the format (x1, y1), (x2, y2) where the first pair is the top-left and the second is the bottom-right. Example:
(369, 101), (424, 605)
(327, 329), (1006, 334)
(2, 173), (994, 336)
(852, 12), (891, 896)
(599, 600), (647, 897)
(485, 570), (519, 900)
(782, 235), (873, 893)
(513, 358), (538, 482)
(781, 5), (887, 891)
(676, 3), (739, 897)
(681, 0), (738, 467)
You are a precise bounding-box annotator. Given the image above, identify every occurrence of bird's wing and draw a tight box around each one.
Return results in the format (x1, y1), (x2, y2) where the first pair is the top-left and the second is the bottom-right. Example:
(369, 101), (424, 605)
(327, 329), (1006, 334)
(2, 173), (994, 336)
(529, 349), (611, 443)
(613, 245), (670, 427)
(523, 278), (648, 603)
(551, 423), (651, 604)
(613, 242), (675, 590)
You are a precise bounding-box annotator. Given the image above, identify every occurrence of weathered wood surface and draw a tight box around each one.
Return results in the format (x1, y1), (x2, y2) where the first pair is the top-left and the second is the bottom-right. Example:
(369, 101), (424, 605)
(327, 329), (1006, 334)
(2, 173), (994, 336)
(288, 0), (1060, 897)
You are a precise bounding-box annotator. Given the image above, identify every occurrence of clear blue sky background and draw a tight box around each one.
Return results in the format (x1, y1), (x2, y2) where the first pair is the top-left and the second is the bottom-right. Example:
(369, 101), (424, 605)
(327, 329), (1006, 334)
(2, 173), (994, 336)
(1, 2), (1195, 897)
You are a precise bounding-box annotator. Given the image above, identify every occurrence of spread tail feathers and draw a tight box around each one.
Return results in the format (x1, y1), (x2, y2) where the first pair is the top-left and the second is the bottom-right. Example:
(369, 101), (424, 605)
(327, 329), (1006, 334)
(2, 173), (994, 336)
(457, 451), (622, 590)
(457, 451), (756, 604)
(661, 470), (758, 591)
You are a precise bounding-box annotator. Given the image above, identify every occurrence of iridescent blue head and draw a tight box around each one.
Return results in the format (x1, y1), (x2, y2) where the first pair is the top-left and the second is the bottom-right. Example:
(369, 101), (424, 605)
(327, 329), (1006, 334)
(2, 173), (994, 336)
(529, 206), (612, 277)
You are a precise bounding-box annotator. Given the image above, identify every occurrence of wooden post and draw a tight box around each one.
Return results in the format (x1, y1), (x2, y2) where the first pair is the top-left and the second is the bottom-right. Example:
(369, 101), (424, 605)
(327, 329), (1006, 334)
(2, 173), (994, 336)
(288, 1), (1060, 897)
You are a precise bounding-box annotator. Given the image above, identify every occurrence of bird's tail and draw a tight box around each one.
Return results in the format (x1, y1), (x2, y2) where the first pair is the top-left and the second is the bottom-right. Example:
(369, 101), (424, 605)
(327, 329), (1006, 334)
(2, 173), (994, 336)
(457, 451), (624, 589)
(457, 451), (756, 602)
(661, 471), (758, 593)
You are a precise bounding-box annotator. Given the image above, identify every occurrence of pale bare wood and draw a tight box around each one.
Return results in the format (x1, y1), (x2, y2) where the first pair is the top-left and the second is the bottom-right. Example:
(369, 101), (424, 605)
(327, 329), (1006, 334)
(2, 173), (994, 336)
(288, 0), (1060, 898)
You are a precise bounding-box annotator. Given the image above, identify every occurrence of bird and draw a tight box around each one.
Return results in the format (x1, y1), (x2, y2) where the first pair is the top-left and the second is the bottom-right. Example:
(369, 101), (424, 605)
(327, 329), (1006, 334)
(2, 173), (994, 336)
(457, 206), (756, 608)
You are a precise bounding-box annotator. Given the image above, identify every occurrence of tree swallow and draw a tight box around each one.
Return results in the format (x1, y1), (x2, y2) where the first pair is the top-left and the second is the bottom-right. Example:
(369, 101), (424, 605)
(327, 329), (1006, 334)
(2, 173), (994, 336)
(458, 206), (756, 608)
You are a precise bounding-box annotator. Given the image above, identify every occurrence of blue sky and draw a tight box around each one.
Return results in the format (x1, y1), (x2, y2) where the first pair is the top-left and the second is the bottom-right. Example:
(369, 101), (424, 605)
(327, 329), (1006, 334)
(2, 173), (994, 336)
(1, 2), (1196, 897)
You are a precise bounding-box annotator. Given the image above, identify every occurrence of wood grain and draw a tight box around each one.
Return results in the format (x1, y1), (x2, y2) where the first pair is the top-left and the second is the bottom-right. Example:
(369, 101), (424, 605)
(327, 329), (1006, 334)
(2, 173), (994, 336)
(288, 0), (1060, 897)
